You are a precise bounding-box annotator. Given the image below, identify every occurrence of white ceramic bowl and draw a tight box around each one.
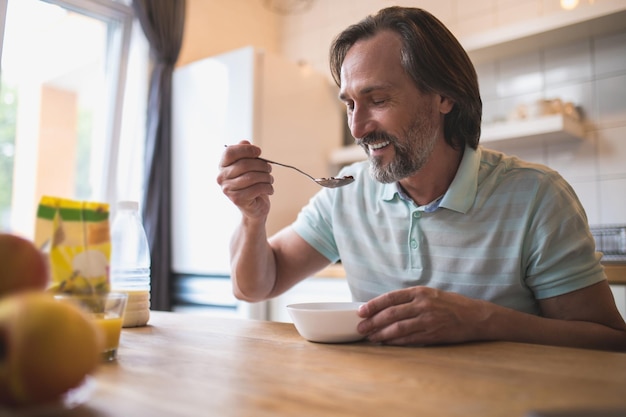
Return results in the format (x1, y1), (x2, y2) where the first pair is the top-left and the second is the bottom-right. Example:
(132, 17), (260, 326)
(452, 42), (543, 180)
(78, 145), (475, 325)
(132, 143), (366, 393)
(286, 302), (365, 343)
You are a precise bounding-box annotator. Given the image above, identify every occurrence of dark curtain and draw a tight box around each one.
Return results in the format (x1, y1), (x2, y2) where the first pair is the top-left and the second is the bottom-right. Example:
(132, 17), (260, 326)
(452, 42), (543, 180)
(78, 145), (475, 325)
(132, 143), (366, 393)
(132, 0), (185, 311)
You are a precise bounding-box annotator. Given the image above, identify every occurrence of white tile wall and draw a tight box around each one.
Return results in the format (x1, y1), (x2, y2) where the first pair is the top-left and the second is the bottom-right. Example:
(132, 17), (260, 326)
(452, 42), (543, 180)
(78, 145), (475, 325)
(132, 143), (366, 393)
(594, 31), (626, 76)
(276, 0), (626, 226)
(544, 40), (593, 86)
(476, 62), (498, 98)
(546, 135), (598, 182)
(596, 74), (626, 127)
(570, 181), (601, 225)
(599, 178), (626, 224)
(597, 126), (626, 178)
(497, 52), (544, 97)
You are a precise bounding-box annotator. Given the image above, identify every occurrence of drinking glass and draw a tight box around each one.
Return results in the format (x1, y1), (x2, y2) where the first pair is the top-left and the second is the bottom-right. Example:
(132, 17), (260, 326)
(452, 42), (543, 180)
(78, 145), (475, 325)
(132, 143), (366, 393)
(55, 292), (128, 361)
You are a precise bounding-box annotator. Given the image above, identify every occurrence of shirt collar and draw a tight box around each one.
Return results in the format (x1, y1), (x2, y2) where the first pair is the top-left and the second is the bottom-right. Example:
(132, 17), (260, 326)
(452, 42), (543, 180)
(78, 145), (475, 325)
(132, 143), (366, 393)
(380, 145), (480, 214)
(439, 145), (480, 213)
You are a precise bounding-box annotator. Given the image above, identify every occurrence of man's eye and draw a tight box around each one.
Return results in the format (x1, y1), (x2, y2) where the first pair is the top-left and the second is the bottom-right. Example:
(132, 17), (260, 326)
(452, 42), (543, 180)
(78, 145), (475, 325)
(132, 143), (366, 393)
(373, 99), (387, 105)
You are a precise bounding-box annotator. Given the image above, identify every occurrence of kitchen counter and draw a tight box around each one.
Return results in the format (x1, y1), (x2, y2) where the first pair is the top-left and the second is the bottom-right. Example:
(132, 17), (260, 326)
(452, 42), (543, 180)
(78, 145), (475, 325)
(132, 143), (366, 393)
(605, 264), (626, 285)
(317, 263), (626, 285)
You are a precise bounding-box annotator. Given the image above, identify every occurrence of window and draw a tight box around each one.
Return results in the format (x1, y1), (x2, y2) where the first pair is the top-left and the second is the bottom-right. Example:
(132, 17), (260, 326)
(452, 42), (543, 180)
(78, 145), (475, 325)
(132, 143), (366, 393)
(0, 0), (145, 238)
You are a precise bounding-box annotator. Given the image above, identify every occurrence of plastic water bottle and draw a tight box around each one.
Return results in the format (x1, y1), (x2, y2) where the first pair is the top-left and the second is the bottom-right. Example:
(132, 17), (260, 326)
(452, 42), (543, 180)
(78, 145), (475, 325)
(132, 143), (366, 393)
(110, 201), (151, 327)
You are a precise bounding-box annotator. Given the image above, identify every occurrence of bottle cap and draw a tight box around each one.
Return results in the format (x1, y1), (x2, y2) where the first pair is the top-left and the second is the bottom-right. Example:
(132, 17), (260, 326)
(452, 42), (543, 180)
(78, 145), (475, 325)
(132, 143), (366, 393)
(117, 201), (139, 211)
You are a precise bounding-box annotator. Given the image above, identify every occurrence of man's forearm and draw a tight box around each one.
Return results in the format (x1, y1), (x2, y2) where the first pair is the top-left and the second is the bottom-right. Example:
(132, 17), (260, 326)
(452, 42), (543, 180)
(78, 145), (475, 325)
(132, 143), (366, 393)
(229, 217), (276, 302)
(482, 303), (626, 351)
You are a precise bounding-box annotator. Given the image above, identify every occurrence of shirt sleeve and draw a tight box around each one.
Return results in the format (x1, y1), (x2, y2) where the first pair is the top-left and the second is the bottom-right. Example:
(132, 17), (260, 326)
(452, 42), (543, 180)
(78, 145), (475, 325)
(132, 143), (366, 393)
(523, 170), (606, 299)
(291, 187), (341, 263)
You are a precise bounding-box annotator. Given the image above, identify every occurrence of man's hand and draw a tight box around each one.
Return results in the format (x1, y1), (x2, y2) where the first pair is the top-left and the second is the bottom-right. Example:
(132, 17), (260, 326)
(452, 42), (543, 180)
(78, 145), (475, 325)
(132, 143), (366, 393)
(217, 141), (274, 220)
(357, 286), (491, 346)
(357, 282), (626, 351)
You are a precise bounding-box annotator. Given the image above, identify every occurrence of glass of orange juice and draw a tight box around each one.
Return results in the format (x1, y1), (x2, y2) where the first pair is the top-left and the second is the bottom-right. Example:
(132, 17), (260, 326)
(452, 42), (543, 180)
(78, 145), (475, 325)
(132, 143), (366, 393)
(55, 292), (128, 361)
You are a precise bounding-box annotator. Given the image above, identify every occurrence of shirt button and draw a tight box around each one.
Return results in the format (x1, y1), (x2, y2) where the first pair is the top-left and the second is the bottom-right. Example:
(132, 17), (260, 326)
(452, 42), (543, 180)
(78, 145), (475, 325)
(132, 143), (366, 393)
(413, 212), (420, 218)
(410, 239), (418, 249)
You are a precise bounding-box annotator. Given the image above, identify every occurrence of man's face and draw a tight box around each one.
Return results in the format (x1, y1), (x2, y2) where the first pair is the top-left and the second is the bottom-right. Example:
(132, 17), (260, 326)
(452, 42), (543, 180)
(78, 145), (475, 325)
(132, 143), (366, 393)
(339, 30), (448, 183)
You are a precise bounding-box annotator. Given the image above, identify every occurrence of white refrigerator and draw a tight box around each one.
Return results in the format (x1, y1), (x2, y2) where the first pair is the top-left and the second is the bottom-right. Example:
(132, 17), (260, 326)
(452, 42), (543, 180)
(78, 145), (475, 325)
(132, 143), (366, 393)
(171, 46), (344, 319)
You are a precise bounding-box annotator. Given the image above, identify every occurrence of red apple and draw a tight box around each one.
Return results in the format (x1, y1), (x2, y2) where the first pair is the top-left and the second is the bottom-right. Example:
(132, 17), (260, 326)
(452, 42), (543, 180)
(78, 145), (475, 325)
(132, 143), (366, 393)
(0, 233), (48, 297)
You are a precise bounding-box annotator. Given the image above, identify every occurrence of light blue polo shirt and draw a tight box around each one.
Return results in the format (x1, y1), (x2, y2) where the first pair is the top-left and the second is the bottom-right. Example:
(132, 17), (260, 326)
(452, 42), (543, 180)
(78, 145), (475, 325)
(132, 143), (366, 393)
(291, 146), (606, 315)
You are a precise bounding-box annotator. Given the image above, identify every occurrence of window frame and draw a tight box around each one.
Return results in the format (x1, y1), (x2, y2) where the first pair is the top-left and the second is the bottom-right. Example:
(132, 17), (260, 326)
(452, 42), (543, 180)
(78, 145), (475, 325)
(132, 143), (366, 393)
(0, 0), (136, 233)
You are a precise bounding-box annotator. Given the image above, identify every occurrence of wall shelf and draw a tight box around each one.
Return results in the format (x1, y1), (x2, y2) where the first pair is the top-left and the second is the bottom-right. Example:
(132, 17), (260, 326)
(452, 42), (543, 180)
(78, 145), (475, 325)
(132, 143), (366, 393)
(481, 114), (585, 144)
(463, 2), (626, 64)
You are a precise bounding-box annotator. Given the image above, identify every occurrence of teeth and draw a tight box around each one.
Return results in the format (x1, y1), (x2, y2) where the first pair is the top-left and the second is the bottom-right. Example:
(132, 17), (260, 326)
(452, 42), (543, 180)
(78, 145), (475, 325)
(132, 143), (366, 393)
(369, 141), (390, 151)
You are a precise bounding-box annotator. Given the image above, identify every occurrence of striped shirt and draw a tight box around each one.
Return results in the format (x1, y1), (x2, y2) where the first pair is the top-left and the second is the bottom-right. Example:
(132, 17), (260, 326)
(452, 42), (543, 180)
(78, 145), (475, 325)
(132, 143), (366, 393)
(291, 146), (606, 315)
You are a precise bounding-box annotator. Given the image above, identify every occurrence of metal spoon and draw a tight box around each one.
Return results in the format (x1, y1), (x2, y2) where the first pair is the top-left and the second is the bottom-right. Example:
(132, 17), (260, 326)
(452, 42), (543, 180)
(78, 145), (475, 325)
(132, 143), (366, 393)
(259, 158), (354, 188)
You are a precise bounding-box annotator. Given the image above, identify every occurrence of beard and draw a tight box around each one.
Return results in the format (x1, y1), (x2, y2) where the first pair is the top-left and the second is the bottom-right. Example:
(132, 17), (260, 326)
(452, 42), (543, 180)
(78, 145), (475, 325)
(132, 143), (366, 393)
(356, 111), (439, 184)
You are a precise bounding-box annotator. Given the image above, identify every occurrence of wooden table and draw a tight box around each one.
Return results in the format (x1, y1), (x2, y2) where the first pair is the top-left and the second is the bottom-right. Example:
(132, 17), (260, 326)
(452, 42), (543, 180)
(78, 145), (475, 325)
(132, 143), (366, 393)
(61, 312), (626, 417)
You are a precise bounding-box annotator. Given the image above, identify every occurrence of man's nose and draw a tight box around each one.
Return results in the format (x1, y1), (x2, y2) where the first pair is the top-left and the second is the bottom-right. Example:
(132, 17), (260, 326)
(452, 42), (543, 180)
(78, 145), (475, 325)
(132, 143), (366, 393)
(349, 107), (375, 140)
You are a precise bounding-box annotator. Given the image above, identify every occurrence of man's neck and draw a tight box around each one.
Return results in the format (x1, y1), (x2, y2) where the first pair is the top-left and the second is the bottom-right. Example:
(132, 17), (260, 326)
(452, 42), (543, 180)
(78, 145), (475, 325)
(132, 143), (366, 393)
(398, 143), (464, 206)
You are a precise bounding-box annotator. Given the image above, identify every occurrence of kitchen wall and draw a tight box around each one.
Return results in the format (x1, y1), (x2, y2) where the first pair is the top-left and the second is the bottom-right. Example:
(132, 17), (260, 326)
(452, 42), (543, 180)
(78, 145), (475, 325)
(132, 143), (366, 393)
(177, 0), (280, 67)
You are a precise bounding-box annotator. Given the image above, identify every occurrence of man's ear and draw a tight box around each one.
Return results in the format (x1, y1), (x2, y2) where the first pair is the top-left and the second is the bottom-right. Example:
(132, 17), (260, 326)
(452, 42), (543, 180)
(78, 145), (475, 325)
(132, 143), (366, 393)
(438, 95), (455, 115)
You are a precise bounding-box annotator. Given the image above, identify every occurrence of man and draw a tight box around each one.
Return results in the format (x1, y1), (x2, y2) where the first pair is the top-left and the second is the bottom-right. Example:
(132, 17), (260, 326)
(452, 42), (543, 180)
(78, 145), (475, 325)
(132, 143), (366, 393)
(217, 7), (626, 351)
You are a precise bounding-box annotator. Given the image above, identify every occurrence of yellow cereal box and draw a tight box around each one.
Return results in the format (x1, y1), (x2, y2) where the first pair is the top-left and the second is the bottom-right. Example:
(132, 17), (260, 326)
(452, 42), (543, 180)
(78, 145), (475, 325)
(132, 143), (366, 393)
(35, 196), (110, 295)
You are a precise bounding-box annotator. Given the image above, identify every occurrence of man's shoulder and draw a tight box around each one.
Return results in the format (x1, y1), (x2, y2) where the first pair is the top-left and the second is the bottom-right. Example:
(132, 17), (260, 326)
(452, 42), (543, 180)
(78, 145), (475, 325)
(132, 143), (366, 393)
(478, 146), (559, 181)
